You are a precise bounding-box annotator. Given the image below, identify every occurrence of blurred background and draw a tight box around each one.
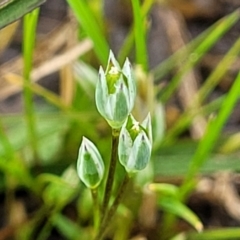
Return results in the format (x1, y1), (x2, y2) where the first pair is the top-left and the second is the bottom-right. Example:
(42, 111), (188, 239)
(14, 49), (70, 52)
(0, 0), (240, 239)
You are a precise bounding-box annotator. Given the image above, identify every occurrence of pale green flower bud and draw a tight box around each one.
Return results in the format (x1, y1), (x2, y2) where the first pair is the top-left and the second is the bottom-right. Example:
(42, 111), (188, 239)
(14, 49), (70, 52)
(95, 51), (136, 129)
(118, 114), (152, 174)
(77, 137), (105, 189)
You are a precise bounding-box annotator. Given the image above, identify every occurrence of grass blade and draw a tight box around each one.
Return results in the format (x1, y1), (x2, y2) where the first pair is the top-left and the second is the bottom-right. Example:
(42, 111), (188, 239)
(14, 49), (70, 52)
(159, 10), (240, 103)
(181, 70), (240, 197)
(66, 0), (109, 64)
(131, 0), (148, 71)
(159, 197), (203, 232)
(0, 0), (45, 29)
(163, 36), (240, 144)
(118, 0), (153, 64)
(187, 228), (240, 240)
(161, 70), (240, 234)
(196, 37), (240, 103)
(151, 10), (240, 101)
(22, 8), (40, 161)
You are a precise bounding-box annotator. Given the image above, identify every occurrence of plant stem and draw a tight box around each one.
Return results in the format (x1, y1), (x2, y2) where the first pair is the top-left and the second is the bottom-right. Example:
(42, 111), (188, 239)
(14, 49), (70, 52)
(23, 8), (40, 163)
(95, 174), (130, 240)
(102, 128), (120, 214)
(91, 188), (100, 234)
(131, 0), (148, 71)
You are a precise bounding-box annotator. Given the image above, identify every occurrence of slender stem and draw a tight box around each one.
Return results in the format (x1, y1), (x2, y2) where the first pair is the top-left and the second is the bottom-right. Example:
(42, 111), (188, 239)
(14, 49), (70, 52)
(102, 128), (120, 214)
(23, 8), (40, 163)
(91, 188), (100, 234)
(96, 175), (130, 240)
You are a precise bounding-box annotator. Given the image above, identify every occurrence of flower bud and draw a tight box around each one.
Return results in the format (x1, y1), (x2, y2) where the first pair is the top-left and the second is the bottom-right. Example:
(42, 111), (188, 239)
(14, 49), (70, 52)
(77, 137), (105, 189)
(118, 114), (152, 174)
(95, 51), (136, 129)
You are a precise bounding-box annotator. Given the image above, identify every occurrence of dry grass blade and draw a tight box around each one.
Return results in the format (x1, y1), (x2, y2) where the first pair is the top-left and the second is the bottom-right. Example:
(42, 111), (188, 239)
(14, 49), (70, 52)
(0, 39), (93, 101)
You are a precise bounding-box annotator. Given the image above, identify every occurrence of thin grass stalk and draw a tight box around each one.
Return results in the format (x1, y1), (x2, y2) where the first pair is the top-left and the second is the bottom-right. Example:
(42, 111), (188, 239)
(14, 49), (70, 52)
(118, 0), (153, 64)
(163, 36), (240, 144)
(152, 10), (240, 83)
(22, 8), (40, 162)
(0, 0), (45, 29)
(66, 0), (109, 64)
(118, 31), (135, 66)
(162, 71), (240, 236)
(131, 0), (148, 71)
(162, 96), (224, 145)
(159, 10), (240, 103)
(187, 228), (240, 240)
(196, 37), (240, 103)
(21, 80), (70, 112)
(180, 71), (240, 197)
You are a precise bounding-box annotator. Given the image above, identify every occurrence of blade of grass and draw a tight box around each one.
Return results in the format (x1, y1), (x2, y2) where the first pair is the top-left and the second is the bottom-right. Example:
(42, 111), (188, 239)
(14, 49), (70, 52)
(187, 228), (240, 240)
(153, 143), (240, 176)
(162, 95), (224, 146)
(159, 10), (240, 103)
(66, 0), (109, 64)
(118, 0), (153, 64)
(7, 74), (70, 112)
(0, 0), (46, 29)
(180, 70), (240, 198)
(131, 0), (148, 71)
(118, 30), (135, 65)
(163, 36), (240, 144)
(52, 213), (84, 239)
(196, 37), (240, 103)
(159, 197), (203, 232)
(22, 8), (40, 162)
(151, 9), (240, 83)
(162, 71), (240, 236)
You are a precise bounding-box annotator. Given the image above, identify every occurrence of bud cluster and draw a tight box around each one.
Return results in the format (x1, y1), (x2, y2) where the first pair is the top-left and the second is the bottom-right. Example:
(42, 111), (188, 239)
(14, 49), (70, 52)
(77, 51), (152, 188)
(118, 114), (152, 174)
(95, 51), (136, 129)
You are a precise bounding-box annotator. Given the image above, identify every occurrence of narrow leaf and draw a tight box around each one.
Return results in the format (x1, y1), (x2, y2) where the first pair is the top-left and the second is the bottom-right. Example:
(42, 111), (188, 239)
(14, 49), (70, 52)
(159, 196), (203, 232)
(0, 0), (46, 29)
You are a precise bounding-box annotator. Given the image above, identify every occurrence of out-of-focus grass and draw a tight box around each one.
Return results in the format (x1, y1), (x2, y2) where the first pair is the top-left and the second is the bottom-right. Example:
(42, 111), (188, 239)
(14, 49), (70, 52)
(0, 1), (240, 239)
(0, 0), (45, 29)
(66, 0), (109, 64)
(22, 9), (40, 161)
(132, 0), (148, 71)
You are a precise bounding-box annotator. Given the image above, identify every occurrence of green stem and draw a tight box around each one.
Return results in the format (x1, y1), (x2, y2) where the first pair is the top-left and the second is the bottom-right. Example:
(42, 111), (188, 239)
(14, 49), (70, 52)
(131, 0), (148, 71)
(102, 128), (120, 214)
(91, 188), (100, 234)
(23, 8), (40, 163)
(95, 174), (130, 240)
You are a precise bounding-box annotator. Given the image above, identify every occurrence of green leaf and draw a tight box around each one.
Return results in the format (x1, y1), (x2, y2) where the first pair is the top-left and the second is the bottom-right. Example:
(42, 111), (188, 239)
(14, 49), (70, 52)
(42, 166), (79, 207)
(0, 0), (46, 29)
(66, 0), (109, 64)
(187, 228), (240, 240)
(52, 213), (84, 240)
(131, 0), (148, 71)
(164, 36), (240, 144)
(152, 9), (240, 103)
(148, 183), (179, 198)
(180, 71), (240, 198)
(158, 196), (203, 232)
